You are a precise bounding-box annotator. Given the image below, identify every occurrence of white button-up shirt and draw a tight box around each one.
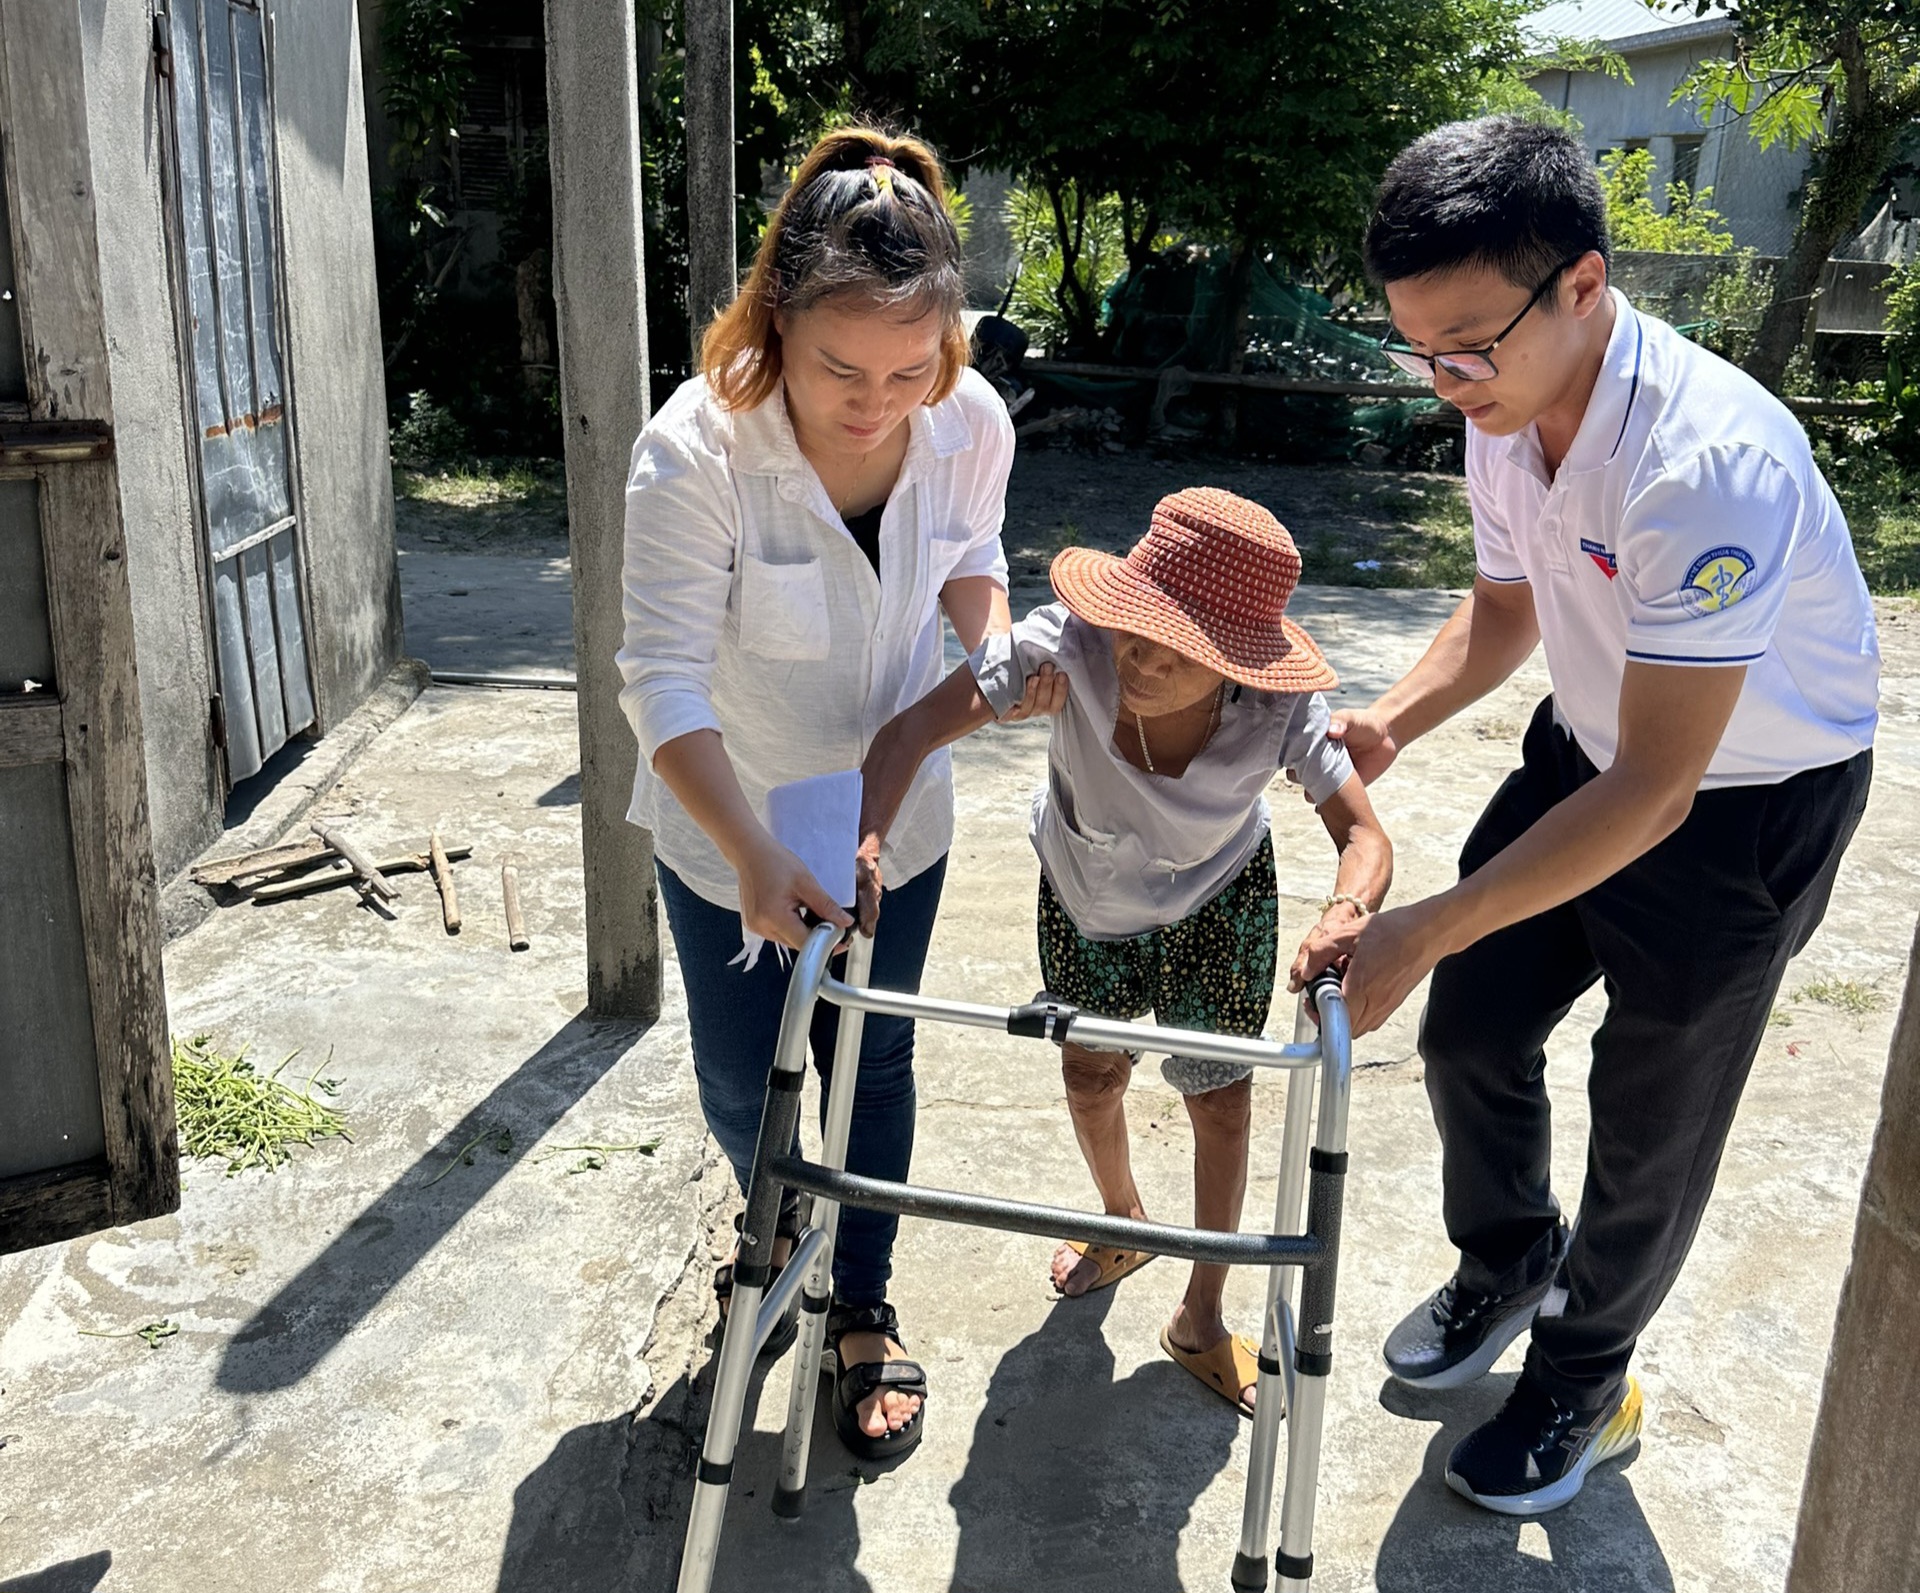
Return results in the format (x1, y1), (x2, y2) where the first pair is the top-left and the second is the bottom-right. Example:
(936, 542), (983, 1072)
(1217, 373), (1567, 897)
(618, 368), (1014, 908)
(1468, 289), (1879, 787)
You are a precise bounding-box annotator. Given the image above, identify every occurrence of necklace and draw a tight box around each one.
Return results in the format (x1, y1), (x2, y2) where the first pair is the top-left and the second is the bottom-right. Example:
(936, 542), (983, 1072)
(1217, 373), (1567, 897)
(1135, 682), (1224, 775)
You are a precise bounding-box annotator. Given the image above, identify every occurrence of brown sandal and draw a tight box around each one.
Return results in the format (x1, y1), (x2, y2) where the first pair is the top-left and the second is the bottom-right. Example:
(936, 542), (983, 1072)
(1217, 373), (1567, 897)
(1159, 1325), (1262, 1419)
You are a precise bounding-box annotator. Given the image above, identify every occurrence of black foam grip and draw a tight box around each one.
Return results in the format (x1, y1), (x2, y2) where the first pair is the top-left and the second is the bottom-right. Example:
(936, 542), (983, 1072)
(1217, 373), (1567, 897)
(1007, 1000), (1077, 1043)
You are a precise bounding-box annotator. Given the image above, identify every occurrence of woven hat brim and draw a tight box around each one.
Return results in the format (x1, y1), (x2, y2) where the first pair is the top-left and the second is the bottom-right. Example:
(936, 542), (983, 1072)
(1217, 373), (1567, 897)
(1050, 546), (1338, 694)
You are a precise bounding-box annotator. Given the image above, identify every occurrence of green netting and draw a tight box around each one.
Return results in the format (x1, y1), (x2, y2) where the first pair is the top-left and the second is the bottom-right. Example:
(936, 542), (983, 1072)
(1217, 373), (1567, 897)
(1089, 248), (1437, 460)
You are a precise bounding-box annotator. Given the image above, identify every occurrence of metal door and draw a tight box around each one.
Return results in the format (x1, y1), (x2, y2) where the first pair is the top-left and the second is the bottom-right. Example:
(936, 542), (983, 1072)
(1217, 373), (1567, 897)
(159, 0), (314, 784)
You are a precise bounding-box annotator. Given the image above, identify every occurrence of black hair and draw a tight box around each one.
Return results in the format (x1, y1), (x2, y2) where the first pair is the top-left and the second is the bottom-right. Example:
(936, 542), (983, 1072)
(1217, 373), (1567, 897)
(1363, 115), (1610, 298)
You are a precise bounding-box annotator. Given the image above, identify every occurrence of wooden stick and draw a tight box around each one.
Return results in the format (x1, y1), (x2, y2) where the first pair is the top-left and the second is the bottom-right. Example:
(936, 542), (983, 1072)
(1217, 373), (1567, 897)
(308, 820), (398, 901)
(502, 863), (530, 951)
(430, 830), (461, 933)
(192, 837), (330, 888)
(249, 846), (471, 904)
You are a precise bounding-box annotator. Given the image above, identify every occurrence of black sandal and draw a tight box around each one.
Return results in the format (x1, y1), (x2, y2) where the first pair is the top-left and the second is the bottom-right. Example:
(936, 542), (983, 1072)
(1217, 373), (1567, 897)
(714, 1192), (804, 1359)
(826, 1300), (928, 1462)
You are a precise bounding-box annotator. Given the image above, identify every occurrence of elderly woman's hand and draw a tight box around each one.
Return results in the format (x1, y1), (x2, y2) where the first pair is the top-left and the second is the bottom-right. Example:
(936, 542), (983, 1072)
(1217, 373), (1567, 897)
(1288, 901), (1369, 992)
(736, 832), (853, 951)
(998, 662), (1068, 723)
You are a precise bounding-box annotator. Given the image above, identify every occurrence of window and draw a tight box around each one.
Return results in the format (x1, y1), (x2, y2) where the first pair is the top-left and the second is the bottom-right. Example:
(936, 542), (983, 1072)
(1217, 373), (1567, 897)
(1672, 137), (1705, 195)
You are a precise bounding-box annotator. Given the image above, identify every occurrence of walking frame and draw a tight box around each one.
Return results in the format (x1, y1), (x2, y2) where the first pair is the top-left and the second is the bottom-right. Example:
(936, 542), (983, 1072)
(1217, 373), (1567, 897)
(677, 922), (1354, 1593)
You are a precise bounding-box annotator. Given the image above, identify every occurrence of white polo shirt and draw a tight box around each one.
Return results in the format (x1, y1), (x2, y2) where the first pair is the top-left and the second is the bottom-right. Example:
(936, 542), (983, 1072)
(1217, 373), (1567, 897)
(1467, 289), (1879, 787)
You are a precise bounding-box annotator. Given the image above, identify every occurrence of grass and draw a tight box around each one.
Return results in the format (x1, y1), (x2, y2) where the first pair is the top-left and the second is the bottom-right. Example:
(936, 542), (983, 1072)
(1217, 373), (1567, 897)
(1301, 477), (1479, 589)
(1380, 453), (1920, 596)
(1792, 977), (1886, 1017)
(394, 458), (563, 508)
(173, 1034), (349, 1174)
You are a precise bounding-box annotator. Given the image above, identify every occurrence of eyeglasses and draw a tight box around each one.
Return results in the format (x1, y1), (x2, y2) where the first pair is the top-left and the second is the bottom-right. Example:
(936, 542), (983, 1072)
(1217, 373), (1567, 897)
(1379, 259), (1582, 384)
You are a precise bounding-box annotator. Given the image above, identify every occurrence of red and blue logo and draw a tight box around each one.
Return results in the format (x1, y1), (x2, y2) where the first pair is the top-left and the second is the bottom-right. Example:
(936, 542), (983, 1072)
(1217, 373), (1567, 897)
(1579, 538), (1618, 580)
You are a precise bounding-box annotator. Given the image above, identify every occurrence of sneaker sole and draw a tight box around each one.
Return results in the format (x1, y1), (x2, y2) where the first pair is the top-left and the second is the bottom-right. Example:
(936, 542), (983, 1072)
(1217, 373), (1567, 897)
(1445, 1377), (1644, 1516)
(1386, 1283), (1567, 1391)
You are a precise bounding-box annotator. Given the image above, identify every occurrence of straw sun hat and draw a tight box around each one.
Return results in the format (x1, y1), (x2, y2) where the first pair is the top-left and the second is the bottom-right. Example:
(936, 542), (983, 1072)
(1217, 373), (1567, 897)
(1049, 487), (1337, 694)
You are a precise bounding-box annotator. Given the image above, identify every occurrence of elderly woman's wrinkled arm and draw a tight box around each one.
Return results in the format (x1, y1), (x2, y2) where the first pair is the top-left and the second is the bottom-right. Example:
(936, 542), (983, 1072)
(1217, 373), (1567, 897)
(1287, 773), (1395, 992)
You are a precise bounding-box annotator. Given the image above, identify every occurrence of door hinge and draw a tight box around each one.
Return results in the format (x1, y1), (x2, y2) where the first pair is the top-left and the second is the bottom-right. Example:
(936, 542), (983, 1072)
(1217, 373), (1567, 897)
(209, 693), (226, 750)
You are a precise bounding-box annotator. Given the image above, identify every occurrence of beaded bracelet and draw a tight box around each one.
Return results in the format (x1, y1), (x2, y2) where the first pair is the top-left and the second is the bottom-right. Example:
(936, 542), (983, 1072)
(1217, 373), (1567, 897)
(1318, 893), (1372, 918)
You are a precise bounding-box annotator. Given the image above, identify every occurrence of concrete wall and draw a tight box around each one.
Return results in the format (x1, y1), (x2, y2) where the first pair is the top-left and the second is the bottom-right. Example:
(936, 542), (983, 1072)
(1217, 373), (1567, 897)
(267, 0), (404, 732)
(78, 0), (223, 884)
(1531, 38), (1813, 257)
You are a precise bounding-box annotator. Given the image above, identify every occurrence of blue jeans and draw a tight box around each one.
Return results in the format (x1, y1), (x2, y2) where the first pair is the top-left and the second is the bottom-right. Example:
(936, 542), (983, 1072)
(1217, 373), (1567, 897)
(657, 855), (946, 1305)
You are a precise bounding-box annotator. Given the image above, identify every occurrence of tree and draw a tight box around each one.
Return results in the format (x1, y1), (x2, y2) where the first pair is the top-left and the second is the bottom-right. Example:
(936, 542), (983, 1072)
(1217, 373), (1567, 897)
(1599, 147), (1737, 253)
(914, 0), (1531, 366)
(1672, 0), (1920, 391)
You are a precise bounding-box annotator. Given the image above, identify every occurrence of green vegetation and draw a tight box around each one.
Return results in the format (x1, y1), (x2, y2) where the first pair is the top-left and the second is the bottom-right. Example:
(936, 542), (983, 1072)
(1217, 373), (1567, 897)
(1309, 478), (1479, 589)
(1792, 977), (1888, 1017)
(1599, 148), (1736, 255)
(1677, 0), (1920, 390)
(173, 1034), (349, 1175)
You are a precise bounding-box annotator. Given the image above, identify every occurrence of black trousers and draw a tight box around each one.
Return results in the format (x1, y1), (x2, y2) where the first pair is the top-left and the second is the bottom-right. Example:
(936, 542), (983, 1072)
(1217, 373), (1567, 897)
(1418, 697), (1872, 1409)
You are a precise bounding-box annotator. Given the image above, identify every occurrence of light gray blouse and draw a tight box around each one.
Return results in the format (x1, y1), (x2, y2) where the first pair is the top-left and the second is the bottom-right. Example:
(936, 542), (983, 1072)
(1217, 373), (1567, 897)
(969, 603), (1353, 941)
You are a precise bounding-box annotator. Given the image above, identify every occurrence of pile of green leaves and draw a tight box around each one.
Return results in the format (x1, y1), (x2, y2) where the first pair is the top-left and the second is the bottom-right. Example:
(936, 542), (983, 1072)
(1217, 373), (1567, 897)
(172, 1035), (350, 1176)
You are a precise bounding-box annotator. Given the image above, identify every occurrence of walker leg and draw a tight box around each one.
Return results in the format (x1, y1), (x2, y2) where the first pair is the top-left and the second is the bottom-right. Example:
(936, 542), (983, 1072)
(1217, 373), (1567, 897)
(1234, 997), (1319, 1591)
(774, 931), (874, 1518)
(678, 927), (838, 1593)
(1274, 984), (1352, 1592)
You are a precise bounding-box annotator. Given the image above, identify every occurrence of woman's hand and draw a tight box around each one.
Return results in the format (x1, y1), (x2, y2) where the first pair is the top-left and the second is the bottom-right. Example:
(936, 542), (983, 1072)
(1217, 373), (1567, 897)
(735, 832), (853, 951)
(998, 662), (1068, 723)
(1288, 902), (1369, 992)
(1326, 708), (1401, 786)
(854, 831), (884, 938)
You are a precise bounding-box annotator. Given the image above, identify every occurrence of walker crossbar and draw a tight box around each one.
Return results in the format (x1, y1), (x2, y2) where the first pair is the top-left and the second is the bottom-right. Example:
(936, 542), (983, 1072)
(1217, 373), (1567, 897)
(820, 974), (1325, 1069)
(677, 922), (1353, 1593)
(768, 1157), (1327, 1270)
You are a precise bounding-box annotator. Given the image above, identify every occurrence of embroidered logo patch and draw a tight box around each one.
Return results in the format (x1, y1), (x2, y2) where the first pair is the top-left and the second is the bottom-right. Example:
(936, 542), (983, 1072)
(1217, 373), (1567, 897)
(1679, 546), (1757, 617)
(1579, 538), (1618, 579)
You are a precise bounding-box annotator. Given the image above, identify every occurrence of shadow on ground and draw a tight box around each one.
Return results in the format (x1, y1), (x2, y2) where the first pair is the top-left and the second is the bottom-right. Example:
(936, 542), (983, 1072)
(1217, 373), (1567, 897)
(0, 1554), (112, 1593)
(217, 1014), (651, 1395)
(498, 1288), (1248, 1592)
(948, 1290), (1241, 1592)
(1373, 1376), (1673, 1593)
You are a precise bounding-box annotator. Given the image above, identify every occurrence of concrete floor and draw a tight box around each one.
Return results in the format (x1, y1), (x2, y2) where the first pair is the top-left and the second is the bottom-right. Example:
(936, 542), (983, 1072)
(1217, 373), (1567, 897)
(2, 579), (1916, 1593)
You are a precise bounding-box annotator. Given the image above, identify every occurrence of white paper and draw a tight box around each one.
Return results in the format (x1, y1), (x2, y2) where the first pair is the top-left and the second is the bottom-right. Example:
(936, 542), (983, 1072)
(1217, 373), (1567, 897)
(732, 769), (863, 972)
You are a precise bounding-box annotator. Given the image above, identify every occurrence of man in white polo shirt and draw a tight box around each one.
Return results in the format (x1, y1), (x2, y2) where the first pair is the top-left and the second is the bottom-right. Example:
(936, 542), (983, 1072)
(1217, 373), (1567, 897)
(1315, 116), (1879, 1516)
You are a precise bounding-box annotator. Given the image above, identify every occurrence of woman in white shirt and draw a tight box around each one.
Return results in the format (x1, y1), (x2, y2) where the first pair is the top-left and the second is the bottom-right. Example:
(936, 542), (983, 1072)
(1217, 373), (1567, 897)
(617, 126), (1030, 1462)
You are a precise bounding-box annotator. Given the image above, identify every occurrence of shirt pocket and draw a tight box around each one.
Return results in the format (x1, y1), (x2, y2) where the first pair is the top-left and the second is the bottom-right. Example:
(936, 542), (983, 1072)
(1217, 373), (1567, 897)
(738, 555), (831, 662)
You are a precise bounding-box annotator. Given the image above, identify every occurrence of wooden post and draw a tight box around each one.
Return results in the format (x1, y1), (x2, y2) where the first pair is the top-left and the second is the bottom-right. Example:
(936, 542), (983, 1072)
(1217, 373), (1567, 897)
(683, 0), (736, 350)
(1785, 924), (1920, 1592)
(0, 0), (177, 1248)
(544, 0), (661, 1019)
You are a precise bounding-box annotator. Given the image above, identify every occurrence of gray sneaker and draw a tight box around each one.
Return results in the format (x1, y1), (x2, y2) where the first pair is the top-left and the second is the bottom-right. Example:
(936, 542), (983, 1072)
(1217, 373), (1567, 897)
(1383, 1224), (1570, 1390)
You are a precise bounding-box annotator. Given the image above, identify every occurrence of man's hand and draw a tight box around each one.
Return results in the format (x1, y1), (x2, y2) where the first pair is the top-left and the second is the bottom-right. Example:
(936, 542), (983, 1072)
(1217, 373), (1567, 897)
(999, 662), (1068, 723)
(736, 832), (852, 951)
(1326, 707), (1400, 786)
(1336, 897), (1456, 1037)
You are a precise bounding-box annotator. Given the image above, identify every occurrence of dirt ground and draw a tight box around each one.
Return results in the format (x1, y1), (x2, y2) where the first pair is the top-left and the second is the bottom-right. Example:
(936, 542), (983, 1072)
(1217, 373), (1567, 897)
(394, 450), (1477, 603)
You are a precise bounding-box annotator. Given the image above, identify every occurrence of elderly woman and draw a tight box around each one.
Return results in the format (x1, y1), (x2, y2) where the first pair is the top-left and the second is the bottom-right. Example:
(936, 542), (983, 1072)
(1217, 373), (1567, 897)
(617, 126), (1042, 1463)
